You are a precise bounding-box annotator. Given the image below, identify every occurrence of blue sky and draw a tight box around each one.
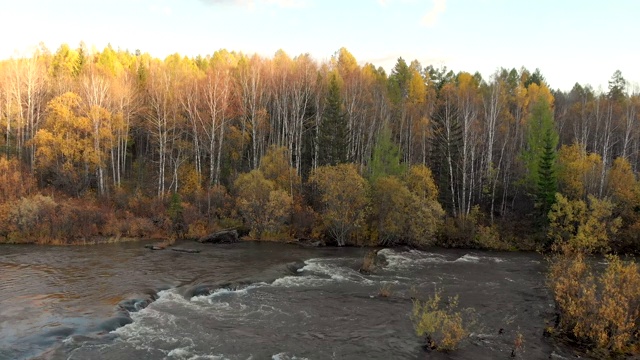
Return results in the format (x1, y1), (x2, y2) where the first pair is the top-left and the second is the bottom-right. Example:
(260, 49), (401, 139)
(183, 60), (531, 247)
(1, 0), (638, 92)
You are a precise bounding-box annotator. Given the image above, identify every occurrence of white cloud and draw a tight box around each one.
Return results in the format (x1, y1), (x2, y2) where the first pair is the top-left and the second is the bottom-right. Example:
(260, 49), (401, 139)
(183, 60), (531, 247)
(421, 0), (446, 27)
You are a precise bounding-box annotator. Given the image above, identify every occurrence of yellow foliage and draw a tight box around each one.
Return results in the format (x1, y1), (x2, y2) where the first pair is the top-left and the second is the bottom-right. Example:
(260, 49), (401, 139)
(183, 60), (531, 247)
(557, 142), (602, 199)
(178, 165), (202, 198)
(607, 157), (640, 211)
(234, 169), (274, 237)
(549, 253), (640, 355)
(404, 164), (439, 203)
(411, 289), (471, 351)
(371, 176), (413, 245)
(0, 157), (34, 203)
(33, 92), (116, 194)
(234, 169), (293, 239)
(407, 68), (427, 106)
(309, 163), (368, 246)
(259, 145), (300, 195)
(548, 193), (621, 253)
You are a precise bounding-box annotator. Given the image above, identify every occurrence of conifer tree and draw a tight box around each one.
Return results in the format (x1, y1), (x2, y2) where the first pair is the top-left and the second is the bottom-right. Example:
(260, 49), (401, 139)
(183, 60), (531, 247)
(537, 128), (558, 218)
(318, 72), (348, 166)
(369, 125), (405, 183)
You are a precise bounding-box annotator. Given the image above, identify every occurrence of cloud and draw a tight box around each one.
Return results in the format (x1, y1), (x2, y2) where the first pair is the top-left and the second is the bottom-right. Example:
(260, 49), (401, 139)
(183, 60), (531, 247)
(421, 0), (446, 27)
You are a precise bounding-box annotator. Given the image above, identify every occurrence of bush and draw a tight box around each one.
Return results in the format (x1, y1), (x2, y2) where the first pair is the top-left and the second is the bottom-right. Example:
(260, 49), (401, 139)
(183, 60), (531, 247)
(548, 252), (640, 356)
(411, 288), (472, 352)
(548, 193), (621, 253)
(309, 164), (368, 246)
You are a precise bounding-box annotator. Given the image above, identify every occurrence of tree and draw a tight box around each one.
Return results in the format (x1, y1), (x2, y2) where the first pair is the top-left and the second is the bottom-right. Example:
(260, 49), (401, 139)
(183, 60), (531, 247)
(404, 165), (445, 246)
(234, 169), (292, 238)
(309, 164), (368, 246)
(537, 127), (558, 218)
(608, 70), (626, 103)
(522, 95), (558, 219)
(430, 83), (462, 216)
(369, 125), (404, 183)
(259, 145), (300, 195)
(317, 72), (348, 166)
(370, 176), (413, 245)
(33, 92), (109, 195)
(557, 142), (602, 200)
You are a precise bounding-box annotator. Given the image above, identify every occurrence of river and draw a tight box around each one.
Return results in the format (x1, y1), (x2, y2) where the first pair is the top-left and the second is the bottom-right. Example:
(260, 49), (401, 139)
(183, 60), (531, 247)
(0, 241), (580, 359)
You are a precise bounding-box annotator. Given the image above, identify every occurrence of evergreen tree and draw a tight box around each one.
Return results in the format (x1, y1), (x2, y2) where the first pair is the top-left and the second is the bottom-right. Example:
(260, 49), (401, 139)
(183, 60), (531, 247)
(168, 192), (186, 240)
(429, 85), (462, 215)
(318, 72), (348, 166)
(522, 96), (558, 222)
(537, 128), (558, 219)
(369, 125), (405, 183)
(608, 70), (626, 102)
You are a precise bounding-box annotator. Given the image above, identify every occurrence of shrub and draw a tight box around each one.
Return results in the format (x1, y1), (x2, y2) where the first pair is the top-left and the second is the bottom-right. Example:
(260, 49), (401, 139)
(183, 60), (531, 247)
(548, 193), (621, 253)
(378, 283), (392, 298)
(360, 249), (377, 274)
(309, 164), (368, 246)
(548, 252), (640, 355)
(235, 170), (293, 239)
(411, 289), (472, 352)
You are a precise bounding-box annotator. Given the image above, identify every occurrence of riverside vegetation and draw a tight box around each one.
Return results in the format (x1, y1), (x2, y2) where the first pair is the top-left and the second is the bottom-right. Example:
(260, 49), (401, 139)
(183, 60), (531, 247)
(0, 44), (639, 356)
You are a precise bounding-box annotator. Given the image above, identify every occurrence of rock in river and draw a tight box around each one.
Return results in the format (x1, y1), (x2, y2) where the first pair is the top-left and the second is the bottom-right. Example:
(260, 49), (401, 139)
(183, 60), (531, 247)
(197, 229), (239, 244)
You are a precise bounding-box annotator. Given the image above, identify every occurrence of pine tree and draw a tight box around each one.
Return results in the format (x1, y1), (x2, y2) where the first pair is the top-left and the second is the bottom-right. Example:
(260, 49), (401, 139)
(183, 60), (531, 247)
(318, 72), (348, 166)
(537, 128), (558, 219)
(523, 96), (558, 223)
(369, 125), (405, 183)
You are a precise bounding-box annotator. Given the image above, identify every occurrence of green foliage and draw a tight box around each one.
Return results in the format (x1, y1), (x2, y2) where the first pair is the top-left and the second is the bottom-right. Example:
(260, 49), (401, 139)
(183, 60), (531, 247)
(369, 125), (405, 183)
(608, 70), (627, 102)
(318, 72), (348, 166)
(411, 288), (472, 352)
(522, 95), (558, 223)
(537, 128), (558, 218)
(168, 192), (186, 239)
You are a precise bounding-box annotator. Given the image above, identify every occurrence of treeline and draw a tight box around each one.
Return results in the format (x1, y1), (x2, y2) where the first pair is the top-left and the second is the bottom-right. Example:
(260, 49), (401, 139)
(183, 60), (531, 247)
(0, 43), (639, 252)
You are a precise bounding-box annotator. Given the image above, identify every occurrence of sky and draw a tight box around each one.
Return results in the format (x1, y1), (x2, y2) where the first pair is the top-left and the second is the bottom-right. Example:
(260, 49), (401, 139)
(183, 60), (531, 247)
(0, 0), (638, 92)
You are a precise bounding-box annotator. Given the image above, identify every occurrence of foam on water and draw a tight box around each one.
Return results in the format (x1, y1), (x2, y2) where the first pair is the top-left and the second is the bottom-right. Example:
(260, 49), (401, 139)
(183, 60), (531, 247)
(455, 254), (506, 263)
(290, 258), (374, 285)
(377, 248), (448, 270)
(271, 275), (332, 288)
(272, 352), (309, 360)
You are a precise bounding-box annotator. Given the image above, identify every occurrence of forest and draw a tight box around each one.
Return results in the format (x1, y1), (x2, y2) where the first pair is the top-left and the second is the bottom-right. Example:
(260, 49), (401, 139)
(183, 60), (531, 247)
(0, 43), (638, 254)
(2, 43), (640, 356)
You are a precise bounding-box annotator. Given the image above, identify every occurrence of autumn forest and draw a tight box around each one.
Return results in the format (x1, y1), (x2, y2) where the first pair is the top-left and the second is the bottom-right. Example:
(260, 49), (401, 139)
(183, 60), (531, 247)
(0, 43), (638, 254)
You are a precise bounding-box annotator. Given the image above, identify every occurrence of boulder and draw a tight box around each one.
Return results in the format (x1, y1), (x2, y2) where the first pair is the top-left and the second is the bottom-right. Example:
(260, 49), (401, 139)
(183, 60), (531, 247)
(197, 229), (239, 244)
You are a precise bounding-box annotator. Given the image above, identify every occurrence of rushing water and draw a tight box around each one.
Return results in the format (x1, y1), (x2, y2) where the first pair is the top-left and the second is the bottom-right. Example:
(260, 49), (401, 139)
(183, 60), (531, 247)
(0, 241), (580, 359)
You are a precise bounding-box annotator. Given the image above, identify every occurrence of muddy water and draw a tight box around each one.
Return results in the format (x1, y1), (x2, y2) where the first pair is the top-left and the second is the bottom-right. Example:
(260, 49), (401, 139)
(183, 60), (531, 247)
(0, 241), (579, 359)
